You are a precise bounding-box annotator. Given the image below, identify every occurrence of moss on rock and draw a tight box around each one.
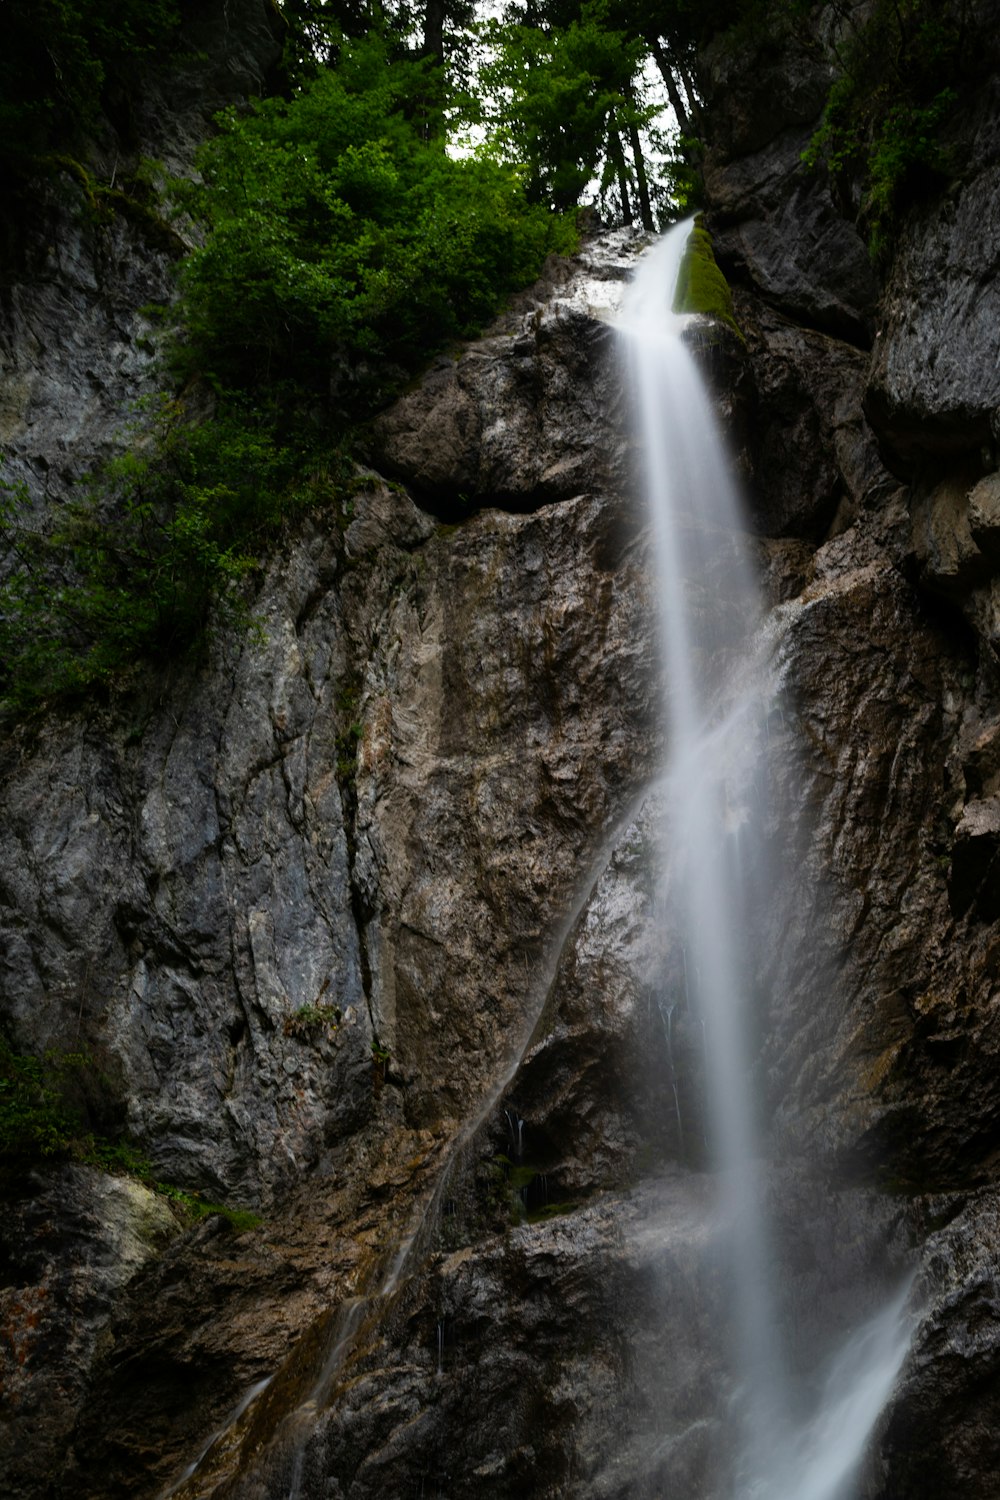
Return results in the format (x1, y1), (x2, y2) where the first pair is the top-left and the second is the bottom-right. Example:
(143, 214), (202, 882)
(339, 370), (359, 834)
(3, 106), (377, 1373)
(672, 217), (744, 343)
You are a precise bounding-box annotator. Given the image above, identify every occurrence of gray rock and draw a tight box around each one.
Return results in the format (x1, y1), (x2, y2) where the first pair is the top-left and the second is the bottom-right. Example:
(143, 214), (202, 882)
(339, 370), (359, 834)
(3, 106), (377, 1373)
(709, 132), (878, 342)
(865, 165), (1000, 468)
(370, 235), (640, 510)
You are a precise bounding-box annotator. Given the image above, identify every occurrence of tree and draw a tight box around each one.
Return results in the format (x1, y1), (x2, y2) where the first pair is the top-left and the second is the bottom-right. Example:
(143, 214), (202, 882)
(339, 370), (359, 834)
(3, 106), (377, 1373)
(172, 30), (576, 402)
(481, 2), (664, 223)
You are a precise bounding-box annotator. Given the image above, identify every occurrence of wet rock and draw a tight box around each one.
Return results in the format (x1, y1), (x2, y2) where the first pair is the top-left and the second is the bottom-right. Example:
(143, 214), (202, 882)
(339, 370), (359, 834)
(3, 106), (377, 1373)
(709, 133), (878, 343)
(733, 292), (891, 537)
(875, 1189), (1000, 1497)
(865, 118), (1000, 471)
(699, 9), (878, 344)
(369, 235), (640, 512)
(911, 473), (989, 596)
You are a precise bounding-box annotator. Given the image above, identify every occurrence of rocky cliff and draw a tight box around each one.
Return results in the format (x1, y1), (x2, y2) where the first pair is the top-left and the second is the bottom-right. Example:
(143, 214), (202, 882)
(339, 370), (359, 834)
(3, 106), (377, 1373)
(3, 2), (1000, 1496)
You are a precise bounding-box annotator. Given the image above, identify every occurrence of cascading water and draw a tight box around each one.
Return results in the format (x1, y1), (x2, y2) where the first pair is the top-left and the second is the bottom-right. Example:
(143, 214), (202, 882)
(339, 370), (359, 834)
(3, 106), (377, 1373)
(619, 221), (913, 1499)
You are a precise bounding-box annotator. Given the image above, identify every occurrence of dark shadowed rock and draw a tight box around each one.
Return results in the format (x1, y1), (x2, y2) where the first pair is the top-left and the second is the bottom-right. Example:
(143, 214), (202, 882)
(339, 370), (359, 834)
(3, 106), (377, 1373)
(0, 1166), (177, 1498)
(709, 132), (878, 343)
(865, 114), (1000, 471)
(949, 799), (1000, 920)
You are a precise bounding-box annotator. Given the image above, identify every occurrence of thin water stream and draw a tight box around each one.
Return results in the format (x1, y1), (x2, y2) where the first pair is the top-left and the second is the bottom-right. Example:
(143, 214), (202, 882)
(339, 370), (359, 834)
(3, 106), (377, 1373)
(620, 221), (913, 1499)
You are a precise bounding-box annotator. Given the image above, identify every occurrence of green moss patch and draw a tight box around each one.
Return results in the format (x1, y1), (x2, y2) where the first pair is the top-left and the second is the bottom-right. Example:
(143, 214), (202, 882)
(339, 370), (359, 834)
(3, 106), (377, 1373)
(672, 217), (744, 343)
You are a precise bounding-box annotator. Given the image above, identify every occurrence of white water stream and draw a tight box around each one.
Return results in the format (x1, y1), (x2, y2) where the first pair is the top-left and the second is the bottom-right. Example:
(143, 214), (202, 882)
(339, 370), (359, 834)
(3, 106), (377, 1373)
(619, 222), (913, 1500)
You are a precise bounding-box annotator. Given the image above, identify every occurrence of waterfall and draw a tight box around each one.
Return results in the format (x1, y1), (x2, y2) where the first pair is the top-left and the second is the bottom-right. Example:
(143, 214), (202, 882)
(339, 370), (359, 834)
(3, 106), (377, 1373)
(620, 221), (913, 1499)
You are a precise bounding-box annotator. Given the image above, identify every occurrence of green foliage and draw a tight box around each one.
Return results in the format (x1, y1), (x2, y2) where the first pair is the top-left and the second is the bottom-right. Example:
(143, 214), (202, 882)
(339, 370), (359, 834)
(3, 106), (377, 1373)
(803, 0), (964, 260)
(172, 32), (577, 406)
(0, 1036), (260, 1230)
(0, 26), (576, 719)
(0, 0), (180, 168)
(0, 400), (321, 714)
(283, 1001), (343, 1037)
(82, 1135), (262, 1231)
(526, 1199), (577, 1223)
(672, 217), (743, 340)
(480, 3), (645, 211)
(152, 1180), (263, 1233)
(0, 1039), (88, 1160)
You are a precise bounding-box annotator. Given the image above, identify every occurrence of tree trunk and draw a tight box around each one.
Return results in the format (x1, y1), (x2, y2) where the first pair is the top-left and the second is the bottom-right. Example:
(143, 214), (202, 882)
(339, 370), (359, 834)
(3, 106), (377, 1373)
(608, 123), (633, 225)
(422, 0), (446, 64)
(646, 33), (690, 135)
(677, 55), (699, 116)
(625, 112), (655, 230)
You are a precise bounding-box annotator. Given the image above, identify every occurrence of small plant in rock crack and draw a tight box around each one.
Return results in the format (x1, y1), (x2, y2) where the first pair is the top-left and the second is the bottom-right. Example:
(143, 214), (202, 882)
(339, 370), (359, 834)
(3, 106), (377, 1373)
(283, 1002), (343, 1038)
(335, 720), (363, 780)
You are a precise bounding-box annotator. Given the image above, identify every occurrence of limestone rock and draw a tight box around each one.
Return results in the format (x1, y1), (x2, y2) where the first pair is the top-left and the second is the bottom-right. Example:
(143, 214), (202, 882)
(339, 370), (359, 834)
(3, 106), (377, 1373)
(733, 292), (891, 537)
(865, 123), (1000, 469)
(968, 473), (1000, 559)
(877, 1190), (1000, 1496)
(708, 132), (878, 343)
(369, 234), (639, 511)
(911, 474), (988, 595)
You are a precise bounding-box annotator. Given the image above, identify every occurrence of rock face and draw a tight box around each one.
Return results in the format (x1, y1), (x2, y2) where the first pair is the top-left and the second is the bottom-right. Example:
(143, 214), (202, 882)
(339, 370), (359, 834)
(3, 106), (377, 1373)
(4, 2), (1000, 1497)
(371, 236), (634, 513)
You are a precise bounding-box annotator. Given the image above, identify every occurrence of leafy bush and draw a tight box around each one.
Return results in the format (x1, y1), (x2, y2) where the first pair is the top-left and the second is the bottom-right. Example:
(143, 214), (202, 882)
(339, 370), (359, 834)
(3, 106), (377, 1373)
(0, 28), (575, 717)
(0, 1039), (87, 1159)
(0, 400), (320, 713)
(803, 0), (964, 260)
(172, 33), (577, 406)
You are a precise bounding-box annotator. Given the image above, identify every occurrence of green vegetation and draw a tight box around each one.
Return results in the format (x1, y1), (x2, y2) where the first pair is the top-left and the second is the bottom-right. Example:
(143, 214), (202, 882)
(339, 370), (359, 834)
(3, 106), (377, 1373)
(672, 216), (743, 340)
(526, 1199), (578, 1223)
(0, 21), (578, 717)
(0, 0), (759, 717)
(0, 0), (180, 170)
(173, 34), (577, 405)
(0, 1036), (261, 1231)
(480, 7), (646, 213)
(0, 401), (315, 712)
(283, 1001), (343, 1038)
(0, 1039), (89, 1160)
(803, 0), (965, 261)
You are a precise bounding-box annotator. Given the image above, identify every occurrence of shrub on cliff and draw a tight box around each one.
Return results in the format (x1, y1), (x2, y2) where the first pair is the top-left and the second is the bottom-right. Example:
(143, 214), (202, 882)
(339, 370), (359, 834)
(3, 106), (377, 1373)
(0, 402), (307, 710)
(172, 32), (576, 409)
(803, 0), (965, 261)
